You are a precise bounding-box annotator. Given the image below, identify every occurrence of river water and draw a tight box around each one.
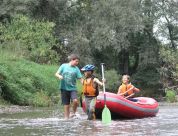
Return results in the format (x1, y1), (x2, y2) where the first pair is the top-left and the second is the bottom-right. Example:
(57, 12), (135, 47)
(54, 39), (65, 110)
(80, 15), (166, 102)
(0, 104), (178, 136)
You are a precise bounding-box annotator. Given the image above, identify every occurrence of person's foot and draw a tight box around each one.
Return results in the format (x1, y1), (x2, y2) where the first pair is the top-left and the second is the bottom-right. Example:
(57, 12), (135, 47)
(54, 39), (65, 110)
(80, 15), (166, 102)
(69, 112), (75, 118)
(87, 111), (96, 120)
(70, 112), (81, 119)
(64, 117), (69, 120)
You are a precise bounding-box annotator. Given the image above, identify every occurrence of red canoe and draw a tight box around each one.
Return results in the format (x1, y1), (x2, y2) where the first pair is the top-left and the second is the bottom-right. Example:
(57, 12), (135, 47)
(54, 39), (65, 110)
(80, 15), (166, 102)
(82, 92), (159, 119)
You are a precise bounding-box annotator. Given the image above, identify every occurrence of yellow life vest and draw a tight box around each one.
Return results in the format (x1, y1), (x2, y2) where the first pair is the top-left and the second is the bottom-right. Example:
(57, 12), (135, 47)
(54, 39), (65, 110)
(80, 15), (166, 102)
(119, 83), (134, 96)
(82, 77), (98, 97)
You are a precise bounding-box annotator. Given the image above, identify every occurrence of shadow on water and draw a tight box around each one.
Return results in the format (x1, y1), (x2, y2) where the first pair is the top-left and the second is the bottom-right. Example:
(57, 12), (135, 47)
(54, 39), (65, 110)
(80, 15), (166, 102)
(0, 105), (178, 136)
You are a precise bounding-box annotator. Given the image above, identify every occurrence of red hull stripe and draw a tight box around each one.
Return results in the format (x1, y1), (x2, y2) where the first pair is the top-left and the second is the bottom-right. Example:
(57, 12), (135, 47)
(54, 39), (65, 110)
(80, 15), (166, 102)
(97, 96), (159, 114)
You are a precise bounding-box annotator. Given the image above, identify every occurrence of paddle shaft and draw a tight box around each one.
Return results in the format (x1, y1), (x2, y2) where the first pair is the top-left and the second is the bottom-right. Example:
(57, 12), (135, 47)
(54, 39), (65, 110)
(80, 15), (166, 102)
(121, 86), (134, 96)
(101, 63), (112, 124)
(125, 93), (135, 99)
(101, 63), (106, 105)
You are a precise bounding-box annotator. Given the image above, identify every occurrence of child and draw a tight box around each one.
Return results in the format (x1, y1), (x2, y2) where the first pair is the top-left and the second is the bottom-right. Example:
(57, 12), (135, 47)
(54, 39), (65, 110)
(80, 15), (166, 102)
(117, 75), (140, 99)
(81, 64), (103, 120)
(55, 54), (83, 119)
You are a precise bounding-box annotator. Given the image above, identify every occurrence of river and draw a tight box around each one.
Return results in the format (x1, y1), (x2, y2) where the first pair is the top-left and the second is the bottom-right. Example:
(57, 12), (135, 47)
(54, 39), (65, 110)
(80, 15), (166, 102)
(0, 104), (178, 136)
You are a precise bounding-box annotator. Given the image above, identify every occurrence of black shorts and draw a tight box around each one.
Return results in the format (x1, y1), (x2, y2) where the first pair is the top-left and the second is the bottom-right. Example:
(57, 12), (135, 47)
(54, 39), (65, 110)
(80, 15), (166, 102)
(61, 89), (78, 105)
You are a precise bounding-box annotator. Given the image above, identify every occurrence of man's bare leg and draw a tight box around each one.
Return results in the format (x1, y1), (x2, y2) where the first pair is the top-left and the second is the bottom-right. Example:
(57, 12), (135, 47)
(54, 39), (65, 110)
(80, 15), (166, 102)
(72, 99), (78, 114)
(64, 105), (70, 119)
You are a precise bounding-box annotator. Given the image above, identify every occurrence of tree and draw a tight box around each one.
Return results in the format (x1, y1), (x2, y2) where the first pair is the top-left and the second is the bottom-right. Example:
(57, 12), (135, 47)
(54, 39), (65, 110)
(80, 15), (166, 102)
(154, 0), (178, 50)
(153, 0), (178, 91)
(130, 0), (161, 96)
(0, 0), (39, 22)
(88, 0), (142, 74)
(0, 15), (58, 64)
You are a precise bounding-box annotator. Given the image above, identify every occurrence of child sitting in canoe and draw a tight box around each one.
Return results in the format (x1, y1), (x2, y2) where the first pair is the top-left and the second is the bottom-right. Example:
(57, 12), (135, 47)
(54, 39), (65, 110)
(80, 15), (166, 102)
(81, 64), (103, 120)
(117, 75), (140, 100)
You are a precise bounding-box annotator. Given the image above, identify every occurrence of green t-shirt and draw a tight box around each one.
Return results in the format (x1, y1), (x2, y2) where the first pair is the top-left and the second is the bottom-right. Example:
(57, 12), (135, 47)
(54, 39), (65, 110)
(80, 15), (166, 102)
(57, 63), (82, 91)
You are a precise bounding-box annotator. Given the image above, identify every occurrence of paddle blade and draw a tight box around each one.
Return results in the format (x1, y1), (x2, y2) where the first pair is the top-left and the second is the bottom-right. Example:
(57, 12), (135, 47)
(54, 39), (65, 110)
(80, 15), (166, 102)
(102, 105), (111, 124)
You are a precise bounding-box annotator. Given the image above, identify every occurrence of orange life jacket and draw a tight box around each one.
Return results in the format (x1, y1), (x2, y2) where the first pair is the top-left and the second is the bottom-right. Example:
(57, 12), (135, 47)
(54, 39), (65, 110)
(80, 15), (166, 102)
(119, 83), (134, 96)
(82, 76), (98, 97)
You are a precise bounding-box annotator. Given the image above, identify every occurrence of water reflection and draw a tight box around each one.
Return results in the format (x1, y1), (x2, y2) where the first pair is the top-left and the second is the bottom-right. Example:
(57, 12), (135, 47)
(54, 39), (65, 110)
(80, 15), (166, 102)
(0, 106), (178, 136)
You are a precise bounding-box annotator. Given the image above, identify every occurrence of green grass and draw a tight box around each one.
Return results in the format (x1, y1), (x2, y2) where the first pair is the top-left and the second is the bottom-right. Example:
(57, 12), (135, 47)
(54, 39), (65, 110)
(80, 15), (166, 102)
(0, 49), (60, 106)
(0, 48), (84, 107)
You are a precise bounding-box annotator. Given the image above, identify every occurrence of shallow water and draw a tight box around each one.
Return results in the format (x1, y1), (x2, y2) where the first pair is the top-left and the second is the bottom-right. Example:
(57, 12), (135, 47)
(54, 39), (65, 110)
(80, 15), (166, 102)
(0, 105), (178, 136)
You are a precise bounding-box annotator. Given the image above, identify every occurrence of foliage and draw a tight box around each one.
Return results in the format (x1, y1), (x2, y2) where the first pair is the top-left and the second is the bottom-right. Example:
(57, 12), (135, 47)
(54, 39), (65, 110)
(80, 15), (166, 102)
(33, 91), (52, 107)
(159, 47), (178, 89)
(92, 47), (120, 71)
(87, 0), (142, 74)
(77, 80), (83, 95)
(153, 0), (178, 49)
(0, 0), (178, 99)
(132, 64), (161, 97)
(0, 50), (59, 106)
(165, 89), (177, 103)
(0, 0), (39, 22)
(0, 14), (58, 64)
(0, 96), (10, 106)
(104, 69), (122, 93)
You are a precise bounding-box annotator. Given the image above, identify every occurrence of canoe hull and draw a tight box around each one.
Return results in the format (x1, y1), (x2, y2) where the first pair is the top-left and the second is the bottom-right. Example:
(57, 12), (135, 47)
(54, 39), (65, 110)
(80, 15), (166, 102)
(82, 92), (159, 119)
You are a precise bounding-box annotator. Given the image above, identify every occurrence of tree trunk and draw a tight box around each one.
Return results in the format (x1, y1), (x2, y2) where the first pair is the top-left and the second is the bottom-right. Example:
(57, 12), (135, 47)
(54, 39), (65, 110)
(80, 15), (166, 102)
(119, 49), (129, 75)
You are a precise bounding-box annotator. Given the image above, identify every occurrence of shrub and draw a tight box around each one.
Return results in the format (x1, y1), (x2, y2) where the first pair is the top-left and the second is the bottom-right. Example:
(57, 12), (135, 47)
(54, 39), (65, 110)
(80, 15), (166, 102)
(165, 89), (176, 103)
(104, 69), (121, 93)
(0, 14), (59, 64)
(33, 91), (52, 107)
(0, 50), (59, 106)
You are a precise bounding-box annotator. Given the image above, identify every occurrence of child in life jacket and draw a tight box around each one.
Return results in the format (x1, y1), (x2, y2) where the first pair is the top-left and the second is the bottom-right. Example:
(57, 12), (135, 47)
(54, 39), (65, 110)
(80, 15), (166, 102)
(81, 64), (103, 120)
(117, 75), (140, 99)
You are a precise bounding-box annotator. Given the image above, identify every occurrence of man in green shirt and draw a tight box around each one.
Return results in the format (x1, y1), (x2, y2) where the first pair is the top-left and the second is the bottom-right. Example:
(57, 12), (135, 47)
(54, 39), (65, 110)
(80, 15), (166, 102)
(55, 54), (83, 119)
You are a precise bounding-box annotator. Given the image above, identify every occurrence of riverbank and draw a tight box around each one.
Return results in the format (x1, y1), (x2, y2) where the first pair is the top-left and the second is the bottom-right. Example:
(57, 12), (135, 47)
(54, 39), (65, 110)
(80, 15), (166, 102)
(0, 105), (31, 114)
(0, 98), (33, 114)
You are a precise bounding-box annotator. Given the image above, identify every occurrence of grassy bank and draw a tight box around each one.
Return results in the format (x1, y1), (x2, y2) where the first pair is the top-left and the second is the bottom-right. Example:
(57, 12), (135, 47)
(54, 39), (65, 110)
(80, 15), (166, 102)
(0, 49), (60, 106)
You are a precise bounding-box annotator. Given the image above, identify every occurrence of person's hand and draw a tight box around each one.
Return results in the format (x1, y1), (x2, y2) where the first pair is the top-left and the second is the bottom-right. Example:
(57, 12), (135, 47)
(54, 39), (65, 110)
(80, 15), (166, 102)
(58, 75), (63, 80)
(117, 93), (124, 96)
(102, 78), (106, 83)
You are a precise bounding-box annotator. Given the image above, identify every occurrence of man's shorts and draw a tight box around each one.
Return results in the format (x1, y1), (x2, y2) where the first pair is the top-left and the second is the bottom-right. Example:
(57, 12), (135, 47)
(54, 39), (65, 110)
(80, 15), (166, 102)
(61, 89), (78, 105)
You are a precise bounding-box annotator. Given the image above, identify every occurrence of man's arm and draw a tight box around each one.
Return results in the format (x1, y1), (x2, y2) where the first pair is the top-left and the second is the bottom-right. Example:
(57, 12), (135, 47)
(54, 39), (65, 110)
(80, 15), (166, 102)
(79, 78), (84, 84)
(55, 71), (63, 80)
(93, 78), (103, 86)
(133, 87), (140, 93)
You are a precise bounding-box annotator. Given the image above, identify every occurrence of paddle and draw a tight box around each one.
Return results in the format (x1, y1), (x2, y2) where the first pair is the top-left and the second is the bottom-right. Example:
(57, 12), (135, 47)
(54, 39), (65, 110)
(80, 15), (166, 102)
(125, 93), (135, 99)
(101, 63), (111, 124)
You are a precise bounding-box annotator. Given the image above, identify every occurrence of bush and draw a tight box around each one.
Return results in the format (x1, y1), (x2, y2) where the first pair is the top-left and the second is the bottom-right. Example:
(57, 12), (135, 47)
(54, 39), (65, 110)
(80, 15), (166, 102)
(165, 89), (177, 103)
(0, 50), (59, 106)
(0, 14), (59, 64)
(104, 69), (121, 93)
(33, 91), (52, 107)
